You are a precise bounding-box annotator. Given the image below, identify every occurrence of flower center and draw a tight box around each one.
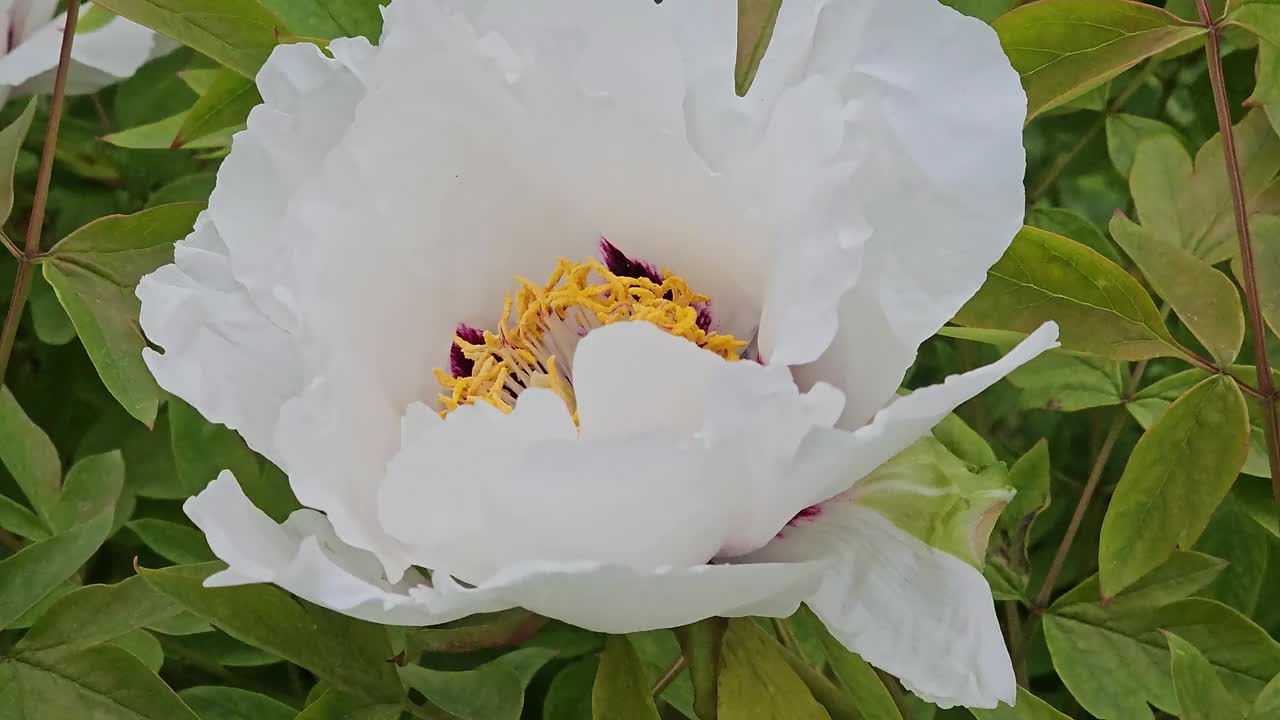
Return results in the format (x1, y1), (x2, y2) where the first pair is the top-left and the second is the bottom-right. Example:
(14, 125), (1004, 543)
(434, 241), (747, 419)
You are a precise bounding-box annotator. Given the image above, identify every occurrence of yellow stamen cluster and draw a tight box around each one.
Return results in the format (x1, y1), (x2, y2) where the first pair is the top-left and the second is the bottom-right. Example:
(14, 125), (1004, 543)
(434, 257), (746, 419)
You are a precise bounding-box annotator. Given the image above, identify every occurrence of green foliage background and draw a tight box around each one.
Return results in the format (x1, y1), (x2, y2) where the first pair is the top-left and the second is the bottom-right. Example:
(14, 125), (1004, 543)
(2, 0), (1280, 718)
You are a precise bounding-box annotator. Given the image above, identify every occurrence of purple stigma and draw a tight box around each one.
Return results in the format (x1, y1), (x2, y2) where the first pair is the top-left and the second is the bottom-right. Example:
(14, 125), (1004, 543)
(695, 303), (713, 332)
(449, 323), (486, 378)
(599, 238), (662, 284)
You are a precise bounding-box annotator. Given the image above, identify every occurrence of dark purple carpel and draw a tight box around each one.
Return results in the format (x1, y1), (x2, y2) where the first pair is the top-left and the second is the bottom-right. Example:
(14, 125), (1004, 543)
(449, 324), (487, 378)
(599, 238), (662, 284)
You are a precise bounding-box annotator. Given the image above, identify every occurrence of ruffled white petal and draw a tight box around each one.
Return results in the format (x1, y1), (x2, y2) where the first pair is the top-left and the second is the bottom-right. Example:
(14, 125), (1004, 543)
(138, 218), (301, 458)
(138, 42), (372, 463)
(742, 502), (1015, 709)
(0, 5), (159, 95)
(189, 471), (828, 633)
(781, 0), (1028, 426)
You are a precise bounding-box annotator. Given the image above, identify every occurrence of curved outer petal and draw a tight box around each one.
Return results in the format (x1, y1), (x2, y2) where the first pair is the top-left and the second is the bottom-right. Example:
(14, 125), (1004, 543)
(188, 472), (829, 633)
(741, 500), (1016, 709)
(0, 5), (161, 95)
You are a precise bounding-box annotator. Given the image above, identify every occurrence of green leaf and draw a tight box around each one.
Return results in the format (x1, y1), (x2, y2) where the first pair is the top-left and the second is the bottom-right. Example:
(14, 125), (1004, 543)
(103, 112), (237, 150)
(939, 0), (1018, 22)
(0, 386), (61, 525)
(169, 397), (300, 521)
(1254, 673), (1280, 719)
(1025, 206), (1123, 265)
(1110, 213), (1245, 365)
(1243, 214), (1280, 339)
(0, 100), (36, 226)
(140, 563), (402, 702)
(852, 437), (1012, 567)
(108, 628), (164, 672)
(629, 630), (696, 718)
(1168, 632), (1249, 720)
(969, 687), (1070, 719)
(15, 575), (180, 658)
(1194, 496), (1271, 614)
(29, 272), (77, 345)
(992, 0), (1205, 120)
(128, 518), (215, 564)
(1051, 550), (1228, 615)
(399, 648), (556, 720)
(1106, 113), (1185, 178)
(1230, 1), (1280, 48)
(985, 440), (1052, 602)
(592, 635), (662, 720)
(735, 0), (782, 96)
(675, 618), (726, 720)
(0, 644), (200, 720)
(717, 619), (831, 719)
(87, 0), (285, 77)
(543, 657), (598, 720)
(954, 226), (1179, 361)
(0, 510), (113, 631)
(257, 0), (383, 40)
(403, 610), (545, 656)
(1046, 594), (1280, 719)
(41, 203), (204, 425)
(1144, 109), (1280, 263)
(293, 688), (402, 720)
(0, 493), (48, 540)
(49, 451), (125, 534)
(930, 412), (998, 468)
(175, 70), (261, 149)
(1099, 375), (1249, 597)
(820, 635), (903, 720)
(179, 687), (295, 720)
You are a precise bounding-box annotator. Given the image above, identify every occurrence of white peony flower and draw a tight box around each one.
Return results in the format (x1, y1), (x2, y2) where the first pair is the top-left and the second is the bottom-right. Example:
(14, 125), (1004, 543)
(137, 0), (1056, 709)
(0, 0), (166, 106)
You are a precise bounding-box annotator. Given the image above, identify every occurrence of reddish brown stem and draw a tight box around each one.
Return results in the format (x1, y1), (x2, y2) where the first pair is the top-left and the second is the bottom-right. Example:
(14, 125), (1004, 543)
(1194, 0), (1280, 513)
(0, 0), (81, 384)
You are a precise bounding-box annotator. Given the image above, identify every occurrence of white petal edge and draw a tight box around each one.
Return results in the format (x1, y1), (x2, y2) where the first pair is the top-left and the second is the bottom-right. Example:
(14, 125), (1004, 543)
(743, 502), (1015, 709)
(188, 471), (830, 633)
(775, 322), (1059, 518)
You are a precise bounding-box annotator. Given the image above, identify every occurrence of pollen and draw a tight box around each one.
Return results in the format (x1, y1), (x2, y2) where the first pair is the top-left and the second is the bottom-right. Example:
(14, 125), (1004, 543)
(434, 253), (746, 420)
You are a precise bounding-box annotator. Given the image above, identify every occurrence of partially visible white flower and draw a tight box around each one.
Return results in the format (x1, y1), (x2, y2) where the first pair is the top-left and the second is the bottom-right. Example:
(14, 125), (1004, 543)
(138, 0), (1054, 709)
(0, 0), (167, 106)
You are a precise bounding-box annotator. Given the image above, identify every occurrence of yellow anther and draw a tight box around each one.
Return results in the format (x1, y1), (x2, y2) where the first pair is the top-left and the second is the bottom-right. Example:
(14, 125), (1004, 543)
(435, 256), (746, 420)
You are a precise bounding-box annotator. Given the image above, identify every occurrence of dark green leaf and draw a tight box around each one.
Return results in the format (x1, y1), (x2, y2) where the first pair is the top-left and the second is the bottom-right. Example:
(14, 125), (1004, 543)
(820, 635), (902, 720)
(0, 386), (61, 524)
(399, 647), (555, 720)
(0, 510), (113, 631)
(41, 203), (204, 425)
(179, 687), (296, 720)
(0, 644), (200, 720)
(49, 451), (125, 534)
(140, 563), (402, 702)
(15, 575), (181, 658)
(258, 0), (383, 40)
(1168, 632), (1249, 720)
(0, 100), (36, 226)
(128, 518), (215, 564)
(543, 657), (598, 720)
